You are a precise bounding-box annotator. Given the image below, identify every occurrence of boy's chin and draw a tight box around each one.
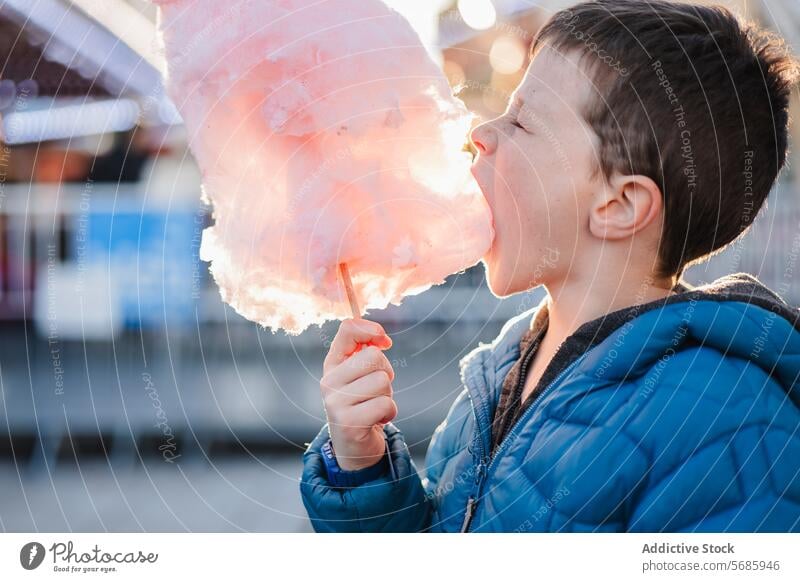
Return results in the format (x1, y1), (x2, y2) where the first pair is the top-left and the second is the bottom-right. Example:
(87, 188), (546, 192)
(482, 260), (518, 298)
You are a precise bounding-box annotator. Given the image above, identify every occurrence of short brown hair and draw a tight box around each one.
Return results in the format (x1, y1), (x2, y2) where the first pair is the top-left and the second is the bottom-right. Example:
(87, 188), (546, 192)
(533, 0), (799, 278)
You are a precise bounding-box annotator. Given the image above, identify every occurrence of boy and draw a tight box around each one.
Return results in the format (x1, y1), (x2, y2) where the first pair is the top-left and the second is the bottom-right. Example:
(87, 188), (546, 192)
(300, 0), (800, 532)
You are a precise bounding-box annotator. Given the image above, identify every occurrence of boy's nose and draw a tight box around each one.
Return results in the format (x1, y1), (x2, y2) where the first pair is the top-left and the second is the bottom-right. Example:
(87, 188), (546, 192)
(470, 122), (497, 156)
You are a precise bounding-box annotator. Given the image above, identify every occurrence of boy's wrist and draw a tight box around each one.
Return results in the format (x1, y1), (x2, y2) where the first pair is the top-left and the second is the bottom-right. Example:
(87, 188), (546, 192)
(321, 438), (390, 487)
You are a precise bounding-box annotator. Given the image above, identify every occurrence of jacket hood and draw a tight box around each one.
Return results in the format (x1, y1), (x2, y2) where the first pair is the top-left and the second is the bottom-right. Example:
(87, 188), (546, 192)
(461, 273), (800, 408)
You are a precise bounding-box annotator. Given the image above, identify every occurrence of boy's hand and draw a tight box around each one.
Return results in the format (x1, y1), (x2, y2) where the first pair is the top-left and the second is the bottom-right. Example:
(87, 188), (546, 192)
(320, 318), (396, 471)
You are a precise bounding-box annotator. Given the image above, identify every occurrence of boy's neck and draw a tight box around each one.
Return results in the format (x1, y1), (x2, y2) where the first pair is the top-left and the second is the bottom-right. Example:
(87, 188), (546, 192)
(543, 270), (678, 345)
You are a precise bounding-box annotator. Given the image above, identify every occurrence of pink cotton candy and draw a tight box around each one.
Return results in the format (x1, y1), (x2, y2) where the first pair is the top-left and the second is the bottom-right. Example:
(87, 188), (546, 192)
(152, 0), (494, 334)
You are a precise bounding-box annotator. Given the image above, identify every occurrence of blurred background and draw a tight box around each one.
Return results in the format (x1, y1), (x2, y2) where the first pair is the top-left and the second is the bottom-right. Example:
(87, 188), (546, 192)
(0, 0), (798, 532)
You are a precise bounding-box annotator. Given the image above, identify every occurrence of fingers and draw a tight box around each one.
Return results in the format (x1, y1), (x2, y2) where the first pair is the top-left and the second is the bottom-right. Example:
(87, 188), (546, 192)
(321, 318), (398, 442)
(330, 395), (398, 434)
(325, 318), (392, 369)
(352, 395), (398, 427)
(323, 344), (395, 389)
(322, 369), (393, 409)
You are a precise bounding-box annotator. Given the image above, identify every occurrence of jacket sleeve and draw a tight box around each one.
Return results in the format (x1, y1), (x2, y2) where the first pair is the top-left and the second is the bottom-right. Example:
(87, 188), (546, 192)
(300, 421), (433, 532)
(627, 416), (800, 533)
(624, 348), (800, 532)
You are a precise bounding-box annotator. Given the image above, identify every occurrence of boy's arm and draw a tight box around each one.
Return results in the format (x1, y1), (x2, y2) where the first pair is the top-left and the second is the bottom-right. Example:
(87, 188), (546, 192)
(627, 419), (800, 533)
(301, 386), (471, 532)
(624, 350), (800, 532)
(300, 315), (433, 532)
(300, 421), (433, 532)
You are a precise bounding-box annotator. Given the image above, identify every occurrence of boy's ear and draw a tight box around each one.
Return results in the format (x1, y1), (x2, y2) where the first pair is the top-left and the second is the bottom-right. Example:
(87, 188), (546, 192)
(588, 173), (663, 240)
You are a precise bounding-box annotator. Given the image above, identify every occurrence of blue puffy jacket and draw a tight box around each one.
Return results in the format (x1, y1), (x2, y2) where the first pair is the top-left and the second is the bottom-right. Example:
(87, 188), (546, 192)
(300, 274), (800, 532)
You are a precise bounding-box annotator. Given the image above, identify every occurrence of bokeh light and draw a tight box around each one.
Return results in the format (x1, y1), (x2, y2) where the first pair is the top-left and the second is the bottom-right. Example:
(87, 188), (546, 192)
(458, 0), (497, 31)
(489, 35), (526, 74)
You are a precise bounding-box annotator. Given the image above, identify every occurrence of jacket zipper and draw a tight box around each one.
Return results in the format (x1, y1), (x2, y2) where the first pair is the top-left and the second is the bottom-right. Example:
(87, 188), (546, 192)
(460, 352), (589, 533)
(496, 334), (540, 446)
(459, 496), (477, 533)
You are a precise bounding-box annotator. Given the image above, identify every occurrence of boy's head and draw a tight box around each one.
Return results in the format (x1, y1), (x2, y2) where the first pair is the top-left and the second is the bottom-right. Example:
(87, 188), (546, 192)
(471, 0), (798, 297)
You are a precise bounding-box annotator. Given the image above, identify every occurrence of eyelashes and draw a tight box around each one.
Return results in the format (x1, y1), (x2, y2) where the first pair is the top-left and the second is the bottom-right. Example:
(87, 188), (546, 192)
(501, 106), (531, 134)
(506, 107), (526, 131)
